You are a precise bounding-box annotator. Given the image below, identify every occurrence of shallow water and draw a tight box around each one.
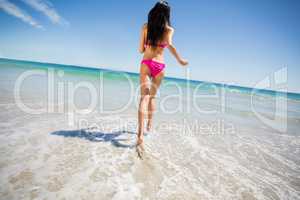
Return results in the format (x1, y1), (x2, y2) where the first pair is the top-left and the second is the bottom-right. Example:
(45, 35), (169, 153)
(0, 58), (299, 199)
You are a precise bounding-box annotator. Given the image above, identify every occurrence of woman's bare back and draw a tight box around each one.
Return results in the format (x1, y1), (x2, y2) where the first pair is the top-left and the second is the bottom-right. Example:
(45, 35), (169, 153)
(141, 24), (173, 63)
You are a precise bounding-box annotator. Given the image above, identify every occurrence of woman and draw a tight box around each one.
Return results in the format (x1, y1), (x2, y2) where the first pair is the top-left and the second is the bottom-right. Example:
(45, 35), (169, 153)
(137, 1), (188, 150)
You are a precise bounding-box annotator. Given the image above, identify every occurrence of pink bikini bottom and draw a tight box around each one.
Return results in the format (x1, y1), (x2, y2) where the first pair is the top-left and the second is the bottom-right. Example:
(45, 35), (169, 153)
(141, 59), (165, 78)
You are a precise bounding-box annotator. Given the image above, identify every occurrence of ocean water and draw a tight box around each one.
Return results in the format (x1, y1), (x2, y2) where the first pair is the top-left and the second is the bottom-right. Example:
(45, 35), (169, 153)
(0, 58), (299, 200)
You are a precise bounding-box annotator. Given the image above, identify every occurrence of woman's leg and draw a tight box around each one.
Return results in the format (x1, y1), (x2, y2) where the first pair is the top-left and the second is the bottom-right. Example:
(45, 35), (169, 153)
(147, 71), (164, 131)
(137, 64), (151, 145)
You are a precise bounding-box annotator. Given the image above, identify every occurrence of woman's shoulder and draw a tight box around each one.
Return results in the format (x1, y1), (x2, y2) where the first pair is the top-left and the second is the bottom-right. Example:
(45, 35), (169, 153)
(166, 25), (174, 33)
(166, 26), (174, 35)
(142, 23), (147, 29)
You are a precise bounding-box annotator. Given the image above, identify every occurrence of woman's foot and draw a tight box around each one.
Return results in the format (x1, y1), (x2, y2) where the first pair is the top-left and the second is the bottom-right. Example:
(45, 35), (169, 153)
(136, 138), (145, 159)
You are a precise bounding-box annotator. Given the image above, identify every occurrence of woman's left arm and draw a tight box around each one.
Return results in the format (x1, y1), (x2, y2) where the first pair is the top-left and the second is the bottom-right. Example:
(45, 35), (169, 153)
(139, 24), (146, 53)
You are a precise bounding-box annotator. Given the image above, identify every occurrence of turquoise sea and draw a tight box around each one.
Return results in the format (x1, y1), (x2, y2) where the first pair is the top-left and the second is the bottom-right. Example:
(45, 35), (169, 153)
(0, 58), (299, 199)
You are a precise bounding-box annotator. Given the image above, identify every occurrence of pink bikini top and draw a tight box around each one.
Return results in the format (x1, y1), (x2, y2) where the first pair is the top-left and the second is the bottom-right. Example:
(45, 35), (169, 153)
(144, 42), (168, 49)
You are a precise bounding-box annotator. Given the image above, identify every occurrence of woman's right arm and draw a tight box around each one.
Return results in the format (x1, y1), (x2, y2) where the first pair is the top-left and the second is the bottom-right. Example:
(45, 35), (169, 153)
(167, 28), (188, 66)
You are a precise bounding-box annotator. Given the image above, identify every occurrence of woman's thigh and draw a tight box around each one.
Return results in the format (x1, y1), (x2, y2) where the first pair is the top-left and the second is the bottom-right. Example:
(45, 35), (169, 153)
(150, 71), (164, 97)
(139, 64), (151, 96)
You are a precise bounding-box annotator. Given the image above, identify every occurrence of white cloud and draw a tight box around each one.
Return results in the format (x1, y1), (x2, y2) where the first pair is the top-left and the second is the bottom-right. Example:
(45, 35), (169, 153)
(22, 0), (69, 26)
(0, 0), (43, 29)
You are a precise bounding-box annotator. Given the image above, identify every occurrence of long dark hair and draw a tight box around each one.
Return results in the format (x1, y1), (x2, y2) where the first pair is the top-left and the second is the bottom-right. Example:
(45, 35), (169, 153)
(147, 1), (171, 47)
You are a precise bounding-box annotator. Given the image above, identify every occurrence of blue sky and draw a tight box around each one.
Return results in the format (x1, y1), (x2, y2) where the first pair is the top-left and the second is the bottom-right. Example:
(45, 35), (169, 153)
(0, 0), (300, 93)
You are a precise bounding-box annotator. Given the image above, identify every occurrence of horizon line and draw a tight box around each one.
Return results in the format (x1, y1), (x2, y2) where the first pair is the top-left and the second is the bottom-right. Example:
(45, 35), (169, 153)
(1, 57), (299, 97)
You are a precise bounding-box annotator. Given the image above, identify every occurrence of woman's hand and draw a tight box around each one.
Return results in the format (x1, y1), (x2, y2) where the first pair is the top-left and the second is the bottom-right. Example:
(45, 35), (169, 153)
(178, 58), (188, 66)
